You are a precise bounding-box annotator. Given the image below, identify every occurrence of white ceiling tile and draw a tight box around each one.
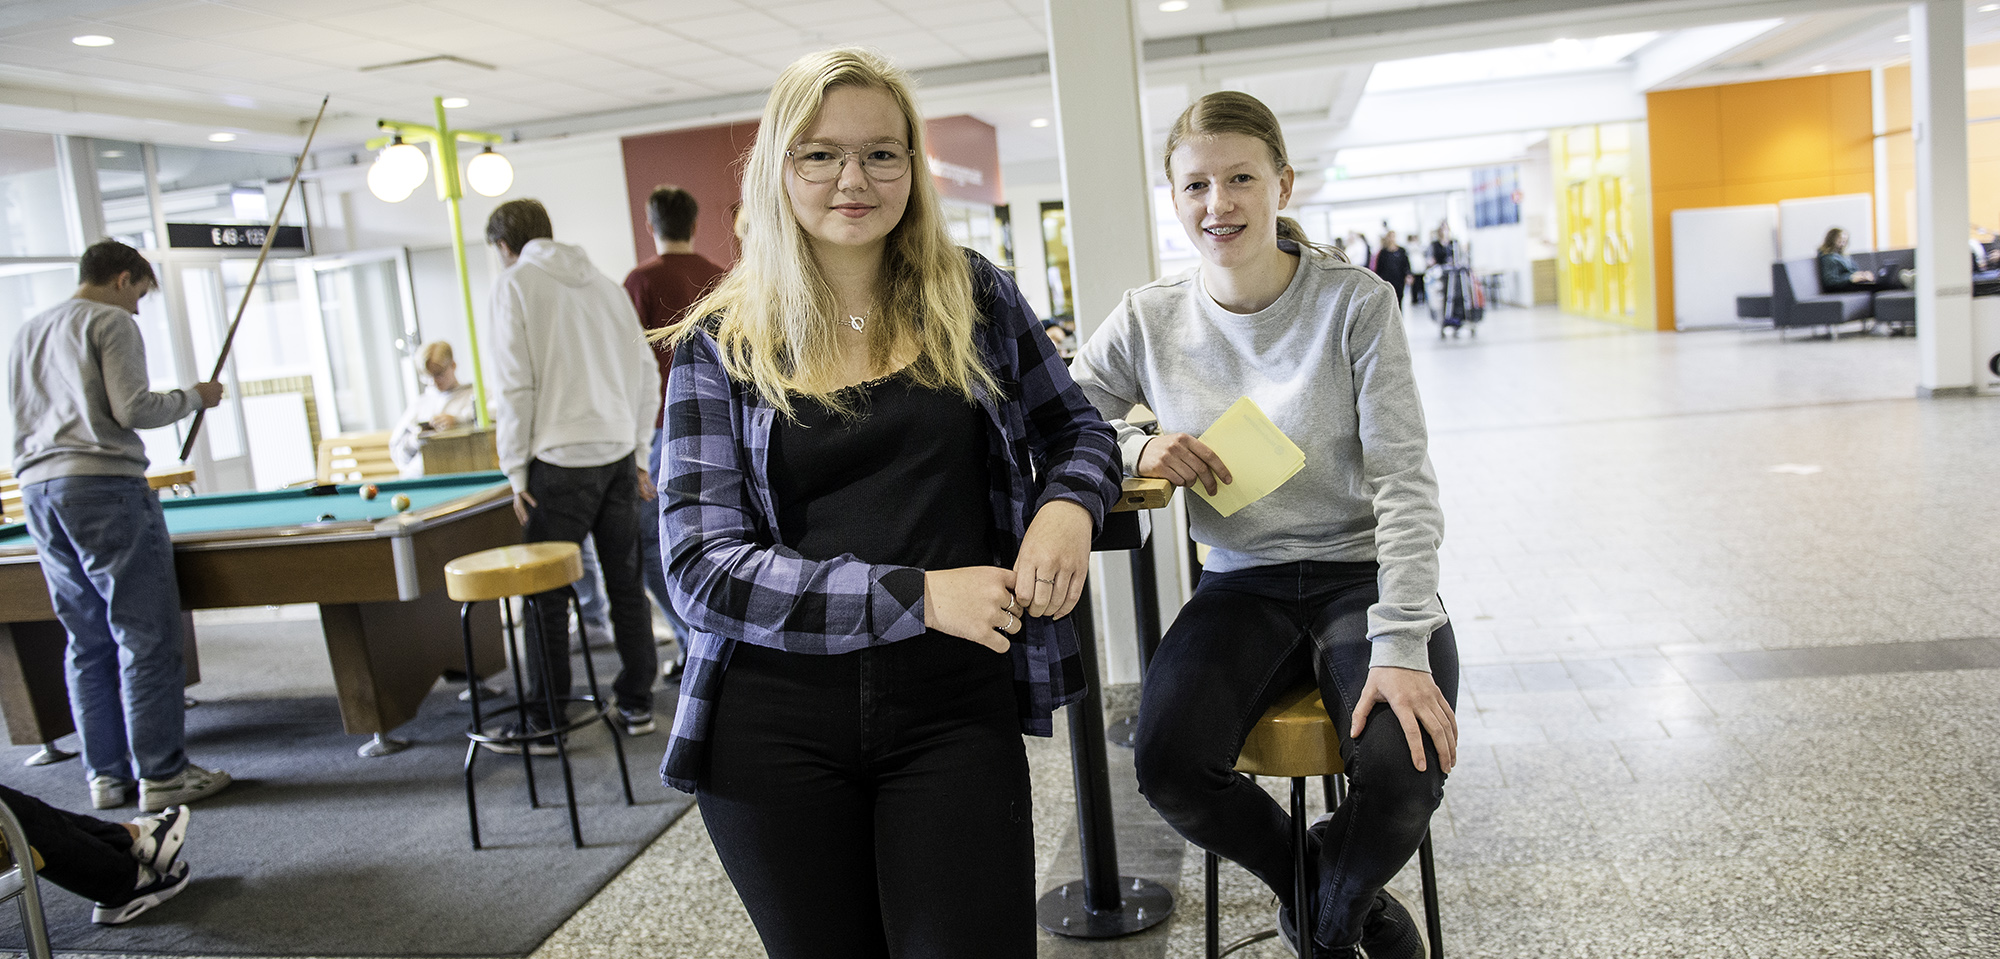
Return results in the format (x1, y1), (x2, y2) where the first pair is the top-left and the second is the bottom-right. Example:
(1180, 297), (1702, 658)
(666, 9), (793, 46)
(763, 0), (898, 27)
(315, 7), (524, 48)
(92, 1), (296, 37)
(425, 0), (636, 36)
(217, 21), (403, 61)
(215, 0), (404, 18)
(557, 25), (704, 57)
(895, 1), (1024, 29)
(604, 0), (753, 24)
(792, 15), (928, 47)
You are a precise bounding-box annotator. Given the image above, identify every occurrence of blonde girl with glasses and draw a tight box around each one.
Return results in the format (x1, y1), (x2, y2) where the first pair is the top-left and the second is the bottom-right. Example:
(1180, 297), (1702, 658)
(1070, 91), (1458, 959)
(655, 48), (1120, 958)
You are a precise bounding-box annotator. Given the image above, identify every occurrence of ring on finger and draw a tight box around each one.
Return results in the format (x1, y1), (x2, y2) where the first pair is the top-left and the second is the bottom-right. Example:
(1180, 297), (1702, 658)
(1001, 610), (1015, 631)
(1036, 576), (1056, 585)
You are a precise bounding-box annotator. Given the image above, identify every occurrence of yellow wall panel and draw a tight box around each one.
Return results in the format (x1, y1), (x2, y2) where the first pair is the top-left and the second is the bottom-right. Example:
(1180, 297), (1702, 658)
(1646, 87), (1721, 190)
(1648, 72), (1875, 330)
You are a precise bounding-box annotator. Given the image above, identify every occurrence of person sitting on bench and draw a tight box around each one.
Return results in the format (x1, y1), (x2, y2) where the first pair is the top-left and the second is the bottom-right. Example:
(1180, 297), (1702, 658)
(1817, 228), (1886, 292)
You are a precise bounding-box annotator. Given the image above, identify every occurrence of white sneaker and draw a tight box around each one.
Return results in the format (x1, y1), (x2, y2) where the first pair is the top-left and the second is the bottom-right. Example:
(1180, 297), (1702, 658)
(89, 775), (131, 810)
(92, 860), (189, 925)
(139, 764), (231, 813)
(129, 805), (189, 873)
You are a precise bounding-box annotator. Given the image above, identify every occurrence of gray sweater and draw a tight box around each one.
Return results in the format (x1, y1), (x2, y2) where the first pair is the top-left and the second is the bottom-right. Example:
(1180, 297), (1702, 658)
(1069, 247), (1446, 671)
(9, 298), (197, 485)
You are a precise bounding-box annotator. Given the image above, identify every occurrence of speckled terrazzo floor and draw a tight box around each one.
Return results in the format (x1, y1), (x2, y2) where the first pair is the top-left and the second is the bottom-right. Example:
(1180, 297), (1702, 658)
(34, 309), (2000, 957)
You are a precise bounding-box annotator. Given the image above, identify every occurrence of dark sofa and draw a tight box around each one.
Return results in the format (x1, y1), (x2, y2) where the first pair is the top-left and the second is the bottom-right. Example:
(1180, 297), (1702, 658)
(1769, 248), (1914, 338)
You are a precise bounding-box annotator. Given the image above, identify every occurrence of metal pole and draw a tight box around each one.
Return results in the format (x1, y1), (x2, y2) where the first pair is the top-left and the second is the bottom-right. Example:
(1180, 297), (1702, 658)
(433, 97), (492, 428)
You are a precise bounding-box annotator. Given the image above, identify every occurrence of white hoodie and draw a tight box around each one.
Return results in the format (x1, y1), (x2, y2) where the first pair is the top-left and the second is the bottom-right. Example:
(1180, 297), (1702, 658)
(489, 238), (661, 492)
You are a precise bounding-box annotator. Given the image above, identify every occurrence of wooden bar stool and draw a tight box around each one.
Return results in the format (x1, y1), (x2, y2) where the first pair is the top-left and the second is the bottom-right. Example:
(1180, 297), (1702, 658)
(444, 542), (634, 850)
(1204, 683), (1444, 958)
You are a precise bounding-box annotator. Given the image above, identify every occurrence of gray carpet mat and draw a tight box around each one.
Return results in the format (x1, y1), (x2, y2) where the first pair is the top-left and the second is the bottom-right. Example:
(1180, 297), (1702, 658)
(0, 676), (691, 957)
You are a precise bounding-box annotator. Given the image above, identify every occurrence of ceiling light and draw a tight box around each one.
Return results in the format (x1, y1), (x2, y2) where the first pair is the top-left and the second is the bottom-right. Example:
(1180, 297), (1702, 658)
(367, 137), (429, 202)
(1158, 0), (1189, 11)
(1982, 4), (1998, 11)
(1895, 34), (1911, 42)
(71, 35), (114, 47)
(207, 132), (237, 142)
(100, 149), (124, 158)
(466, 146), (513, 197)
(1030, 117), (1050, 128)
(1811, 65), (1828, 73)
(441, 97), (469, 108)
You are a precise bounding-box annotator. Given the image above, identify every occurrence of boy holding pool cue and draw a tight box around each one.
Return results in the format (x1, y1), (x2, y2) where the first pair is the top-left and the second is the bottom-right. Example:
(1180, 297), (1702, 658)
(7, 239), (230, 812)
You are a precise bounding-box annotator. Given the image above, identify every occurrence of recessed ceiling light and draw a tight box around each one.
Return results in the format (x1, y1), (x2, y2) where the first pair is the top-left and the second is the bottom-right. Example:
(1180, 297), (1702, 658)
(208, 132), (237, 142)
(1159, 0), (1189, 11)
(441, 97), (469, 108)
(1982, 3), (1998, 11)
(1030, 117), (1050, 128)
(1811, 65), (1828, 73)
(100, 149), (124, 158)
(71, 35), (114, 47)
(1895, 34), (1911, 42)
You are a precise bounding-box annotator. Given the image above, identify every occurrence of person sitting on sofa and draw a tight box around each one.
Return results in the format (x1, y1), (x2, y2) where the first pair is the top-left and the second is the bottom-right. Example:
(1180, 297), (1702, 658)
(1817, 228), (1882, 292)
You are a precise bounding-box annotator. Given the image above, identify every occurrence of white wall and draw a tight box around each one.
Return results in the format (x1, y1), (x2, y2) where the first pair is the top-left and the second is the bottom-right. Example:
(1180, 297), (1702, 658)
(1002, 171), (1064, 320)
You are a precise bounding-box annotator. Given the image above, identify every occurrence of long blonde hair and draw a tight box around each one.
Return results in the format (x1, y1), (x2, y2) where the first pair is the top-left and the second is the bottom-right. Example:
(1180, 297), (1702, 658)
(666, 47), (994, 418)
(1165, 91), (1342, 262)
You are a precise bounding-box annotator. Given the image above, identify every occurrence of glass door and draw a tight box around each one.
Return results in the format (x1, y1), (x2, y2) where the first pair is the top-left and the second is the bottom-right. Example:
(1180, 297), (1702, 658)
(296, 249), (422, 437)
(165, 261), (253, 491)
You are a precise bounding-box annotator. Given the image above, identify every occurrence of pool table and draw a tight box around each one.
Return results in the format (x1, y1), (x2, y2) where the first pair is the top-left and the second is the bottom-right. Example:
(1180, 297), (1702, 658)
(0, 473), (520, 755)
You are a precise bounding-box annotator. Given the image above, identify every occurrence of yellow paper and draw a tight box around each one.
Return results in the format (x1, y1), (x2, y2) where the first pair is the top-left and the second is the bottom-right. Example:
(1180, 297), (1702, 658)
(1193, 396), (1305, 518)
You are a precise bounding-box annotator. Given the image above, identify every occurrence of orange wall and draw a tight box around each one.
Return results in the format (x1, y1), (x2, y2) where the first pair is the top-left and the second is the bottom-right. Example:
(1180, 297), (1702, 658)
(1646, 73), (1876, 331)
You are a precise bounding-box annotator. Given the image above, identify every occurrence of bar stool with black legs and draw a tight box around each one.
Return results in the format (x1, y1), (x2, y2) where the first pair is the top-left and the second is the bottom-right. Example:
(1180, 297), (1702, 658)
(444, 542), (635, 850)
(1204, 683), (1444, 958)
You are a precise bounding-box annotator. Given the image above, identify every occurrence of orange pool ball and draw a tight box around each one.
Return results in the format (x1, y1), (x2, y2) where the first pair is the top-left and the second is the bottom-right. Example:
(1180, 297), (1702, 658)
(359, 483), (379, 501)
(390, 493), (411, 512)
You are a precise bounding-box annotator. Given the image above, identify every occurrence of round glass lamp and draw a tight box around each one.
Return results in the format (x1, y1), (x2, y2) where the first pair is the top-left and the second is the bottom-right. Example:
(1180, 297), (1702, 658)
(466, 147), (514, 197)
(367, 138), (429, 202)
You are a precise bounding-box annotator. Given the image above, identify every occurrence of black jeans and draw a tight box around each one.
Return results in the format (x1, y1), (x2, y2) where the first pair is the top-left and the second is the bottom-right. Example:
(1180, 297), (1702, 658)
(0, 784), (135, 904)
(522, 456), (657, 723)
(1134, 561), (1459, 950)
(697, 635), (1034, 959)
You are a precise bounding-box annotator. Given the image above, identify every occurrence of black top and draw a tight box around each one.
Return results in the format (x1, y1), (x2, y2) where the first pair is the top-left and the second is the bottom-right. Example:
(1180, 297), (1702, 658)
(770, 372), (992, 572)
(1374, 247), (1412, 288)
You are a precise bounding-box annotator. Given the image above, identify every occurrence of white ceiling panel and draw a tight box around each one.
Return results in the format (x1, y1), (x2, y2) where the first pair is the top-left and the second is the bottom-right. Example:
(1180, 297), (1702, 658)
(769, 0), (901, 28)
(88, 1), (295, 37)
(426, 0), (635, 36)
(604, 0), (754, 23)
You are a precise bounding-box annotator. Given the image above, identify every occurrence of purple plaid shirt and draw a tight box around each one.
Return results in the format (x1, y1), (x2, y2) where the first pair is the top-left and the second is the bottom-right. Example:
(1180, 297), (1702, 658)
(657, 253), (1120, 792)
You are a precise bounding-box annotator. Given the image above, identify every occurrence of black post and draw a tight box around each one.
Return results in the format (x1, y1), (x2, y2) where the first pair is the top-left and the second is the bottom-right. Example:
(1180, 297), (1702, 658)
(1036, 578), (1173, 937)
(1106, 525), (1163, 749)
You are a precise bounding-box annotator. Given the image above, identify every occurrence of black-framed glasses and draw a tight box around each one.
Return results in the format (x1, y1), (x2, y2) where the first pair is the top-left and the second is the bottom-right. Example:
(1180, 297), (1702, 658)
(785, 141), (912, 183)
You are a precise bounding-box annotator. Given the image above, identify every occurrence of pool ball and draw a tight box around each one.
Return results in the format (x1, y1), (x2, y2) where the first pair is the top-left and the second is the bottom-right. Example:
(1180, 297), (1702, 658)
(360, 483), (379, 500)
(390, 494), (411, 512)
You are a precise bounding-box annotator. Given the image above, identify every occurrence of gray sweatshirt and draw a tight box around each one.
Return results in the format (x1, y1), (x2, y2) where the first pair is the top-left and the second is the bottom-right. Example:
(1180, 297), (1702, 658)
(9, 298), (197, 485)
(1069, 247), (1446, 671)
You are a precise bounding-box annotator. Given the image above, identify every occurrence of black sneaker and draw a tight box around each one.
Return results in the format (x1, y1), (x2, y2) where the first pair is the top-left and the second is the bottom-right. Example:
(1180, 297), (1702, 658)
(93, 860), (189, 925)
(1277, 902), (1364, 959)
(1360, 887), (1429, 959)
(128, 805), (189, 873)
(481, 721), (560, 756)
(617, 707), (656, 736)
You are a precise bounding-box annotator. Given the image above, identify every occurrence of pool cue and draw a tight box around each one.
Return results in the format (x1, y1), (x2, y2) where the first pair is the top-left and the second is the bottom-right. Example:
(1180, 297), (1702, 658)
(179, 94), (331, 464)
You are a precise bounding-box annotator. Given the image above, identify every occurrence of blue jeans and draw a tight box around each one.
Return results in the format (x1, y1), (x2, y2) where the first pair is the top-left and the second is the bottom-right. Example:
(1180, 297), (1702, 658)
(22, 476), (187, 783)
(1133, 560), (1459, 949)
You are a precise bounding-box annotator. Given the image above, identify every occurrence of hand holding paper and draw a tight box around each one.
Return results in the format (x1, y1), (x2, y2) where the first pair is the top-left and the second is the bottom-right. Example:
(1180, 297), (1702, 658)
(1193, 396), (1305, 518)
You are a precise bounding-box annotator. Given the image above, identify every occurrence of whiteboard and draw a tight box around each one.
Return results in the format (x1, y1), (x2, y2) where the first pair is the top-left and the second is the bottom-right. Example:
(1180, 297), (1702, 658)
(1671, 205), (1777, 330)
(1779, 194), (1874, 260)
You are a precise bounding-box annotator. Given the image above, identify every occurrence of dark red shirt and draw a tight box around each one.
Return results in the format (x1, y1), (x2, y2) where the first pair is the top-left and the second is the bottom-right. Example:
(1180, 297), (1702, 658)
(624, 251), (728, 427)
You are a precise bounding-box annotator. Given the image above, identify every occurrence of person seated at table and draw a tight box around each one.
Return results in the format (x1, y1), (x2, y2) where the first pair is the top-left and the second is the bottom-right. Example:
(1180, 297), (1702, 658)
(8, 239), (231, 814)
(389, 341), (478, 478)
(656, 47), (1119, 959)
(1817, 228), (1884, 292)
(0, 785), (191, 925)
(1070, 91), (1457, 959)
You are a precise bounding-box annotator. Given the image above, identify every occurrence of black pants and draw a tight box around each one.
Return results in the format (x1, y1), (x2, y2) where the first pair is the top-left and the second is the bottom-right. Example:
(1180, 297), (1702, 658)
(0, 784), (135, 904)
(522, 456), (657, 723)
(1134, 561), (1459, 950)
(697, 635), (1034, 959)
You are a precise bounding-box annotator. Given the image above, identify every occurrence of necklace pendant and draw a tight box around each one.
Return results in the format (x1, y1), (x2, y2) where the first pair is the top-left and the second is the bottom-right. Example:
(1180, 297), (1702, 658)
(848, 314), (866, 332)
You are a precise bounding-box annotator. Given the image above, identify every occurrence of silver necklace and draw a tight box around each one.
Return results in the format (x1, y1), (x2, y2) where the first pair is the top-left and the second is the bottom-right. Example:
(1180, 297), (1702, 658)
(846, 306), (871, 332)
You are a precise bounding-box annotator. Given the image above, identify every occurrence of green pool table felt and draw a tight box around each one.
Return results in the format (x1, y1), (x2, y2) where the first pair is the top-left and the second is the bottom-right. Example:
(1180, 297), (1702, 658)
(0, 472), (507, 545)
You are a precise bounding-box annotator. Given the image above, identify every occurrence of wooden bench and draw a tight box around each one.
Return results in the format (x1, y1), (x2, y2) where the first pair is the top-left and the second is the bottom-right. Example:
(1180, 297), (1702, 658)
(317, 431), (399, 485)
